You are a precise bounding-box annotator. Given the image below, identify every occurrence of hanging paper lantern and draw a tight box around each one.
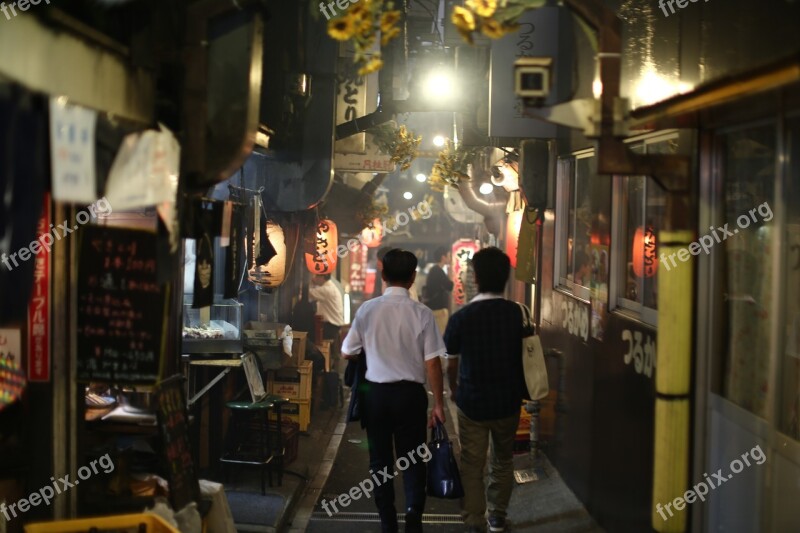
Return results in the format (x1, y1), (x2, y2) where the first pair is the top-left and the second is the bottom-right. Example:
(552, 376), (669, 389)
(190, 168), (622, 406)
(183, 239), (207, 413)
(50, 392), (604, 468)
(360, 218), (384, 248)
(305, 219), (338, 275)
(506, 209), (523, 269)
(632, 226), (658, 278)
(248, 220), (287, 288)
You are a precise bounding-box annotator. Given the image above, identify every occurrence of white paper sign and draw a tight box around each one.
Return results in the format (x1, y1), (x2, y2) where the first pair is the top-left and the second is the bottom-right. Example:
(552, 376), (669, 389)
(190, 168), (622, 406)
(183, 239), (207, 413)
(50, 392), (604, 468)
(49, 98), (97, 203)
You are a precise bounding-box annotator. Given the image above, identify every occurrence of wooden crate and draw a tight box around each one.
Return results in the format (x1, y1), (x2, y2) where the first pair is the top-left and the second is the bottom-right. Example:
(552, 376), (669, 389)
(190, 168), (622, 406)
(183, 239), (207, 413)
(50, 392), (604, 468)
(267, 360), (313, 401)
(268, 399), (311, 432)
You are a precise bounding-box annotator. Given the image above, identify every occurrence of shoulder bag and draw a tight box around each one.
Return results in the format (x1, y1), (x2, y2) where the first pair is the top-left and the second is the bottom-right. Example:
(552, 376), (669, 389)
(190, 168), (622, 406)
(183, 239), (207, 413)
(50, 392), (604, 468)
(518, 303), (549, 400)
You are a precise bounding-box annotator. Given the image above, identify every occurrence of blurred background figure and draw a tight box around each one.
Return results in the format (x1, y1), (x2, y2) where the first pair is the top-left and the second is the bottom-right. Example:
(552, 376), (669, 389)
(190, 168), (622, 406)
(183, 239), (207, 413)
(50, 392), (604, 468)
(309, 273), (345, 360)
(423, 246), (453, 335)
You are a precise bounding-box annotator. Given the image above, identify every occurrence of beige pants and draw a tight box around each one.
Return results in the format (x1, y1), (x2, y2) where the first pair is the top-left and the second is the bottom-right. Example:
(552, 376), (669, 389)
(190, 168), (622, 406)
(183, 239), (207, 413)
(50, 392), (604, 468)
(457, 408), (521, 527)
(432, 308), (449, 335)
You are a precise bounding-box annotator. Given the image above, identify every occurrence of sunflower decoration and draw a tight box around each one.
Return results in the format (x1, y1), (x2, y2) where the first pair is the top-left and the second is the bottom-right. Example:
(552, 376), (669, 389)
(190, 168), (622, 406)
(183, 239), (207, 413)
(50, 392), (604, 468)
(428, 140), (482, 192)
(451, 0), (546, 43)
(327, 1), (403, 76)
(368, 123), (422, 171)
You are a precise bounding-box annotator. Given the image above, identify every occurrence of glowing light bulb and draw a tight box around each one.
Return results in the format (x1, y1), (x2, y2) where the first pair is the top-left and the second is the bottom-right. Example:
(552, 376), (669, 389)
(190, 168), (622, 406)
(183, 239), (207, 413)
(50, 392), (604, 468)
(403, 191), (413, 200)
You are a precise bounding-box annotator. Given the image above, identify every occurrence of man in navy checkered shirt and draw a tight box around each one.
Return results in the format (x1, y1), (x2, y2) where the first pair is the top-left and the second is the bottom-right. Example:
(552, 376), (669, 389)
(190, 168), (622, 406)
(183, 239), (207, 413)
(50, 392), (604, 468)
(444, 247), (526, 533)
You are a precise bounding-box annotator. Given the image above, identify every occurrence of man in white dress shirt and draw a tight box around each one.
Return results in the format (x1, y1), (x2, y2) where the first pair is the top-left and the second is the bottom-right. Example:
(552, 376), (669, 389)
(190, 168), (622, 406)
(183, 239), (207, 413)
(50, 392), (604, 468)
(342, 249), (446, 533)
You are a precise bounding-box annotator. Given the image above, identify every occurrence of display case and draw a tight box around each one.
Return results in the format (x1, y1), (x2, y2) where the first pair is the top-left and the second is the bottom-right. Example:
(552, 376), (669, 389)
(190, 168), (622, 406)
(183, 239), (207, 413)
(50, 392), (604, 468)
(182, 296), (243, 354)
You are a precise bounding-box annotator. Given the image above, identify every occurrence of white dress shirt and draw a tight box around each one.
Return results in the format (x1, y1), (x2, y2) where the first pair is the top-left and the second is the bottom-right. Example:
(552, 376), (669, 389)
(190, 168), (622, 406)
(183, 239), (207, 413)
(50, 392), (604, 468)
(308, 280), (344, 326)
(342, 286), (445, 383)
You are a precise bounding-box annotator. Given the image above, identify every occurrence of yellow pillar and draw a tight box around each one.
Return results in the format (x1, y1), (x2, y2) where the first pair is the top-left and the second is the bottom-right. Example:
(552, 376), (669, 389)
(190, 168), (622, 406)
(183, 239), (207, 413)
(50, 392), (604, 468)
(652, 229), (694, 532)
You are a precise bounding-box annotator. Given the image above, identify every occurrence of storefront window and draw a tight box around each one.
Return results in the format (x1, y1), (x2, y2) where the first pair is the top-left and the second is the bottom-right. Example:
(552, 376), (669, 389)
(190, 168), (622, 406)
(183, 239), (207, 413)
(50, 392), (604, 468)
(612, 137), (670, 325)
(721, 124), (776, 419)
(781, 117), (800, 439)
(556, 151), (594, 298)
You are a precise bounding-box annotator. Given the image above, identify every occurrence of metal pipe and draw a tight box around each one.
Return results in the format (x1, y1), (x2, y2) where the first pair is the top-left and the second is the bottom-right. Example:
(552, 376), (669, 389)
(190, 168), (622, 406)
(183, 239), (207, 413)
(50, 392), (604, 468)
(455, 171), (505, 236)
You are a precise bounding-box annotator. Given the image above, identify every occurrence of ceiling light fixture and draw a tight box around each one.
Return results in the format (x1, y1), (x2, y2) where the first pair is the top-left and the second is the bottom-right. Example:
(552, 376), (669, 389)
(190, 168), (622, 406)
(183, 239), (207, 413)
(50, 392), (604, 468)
(415, 173), (427, 183)
(403, 191), (413, 200)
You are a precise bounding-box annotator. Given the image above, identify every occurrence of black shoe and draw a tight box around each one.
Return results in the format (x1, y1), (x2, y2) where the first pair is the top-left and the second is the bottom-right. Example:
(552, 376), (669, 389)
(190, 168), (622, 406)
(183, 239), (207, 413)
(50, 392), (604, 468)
(405, 507), (423, 533)
(487, 515), (506, 532)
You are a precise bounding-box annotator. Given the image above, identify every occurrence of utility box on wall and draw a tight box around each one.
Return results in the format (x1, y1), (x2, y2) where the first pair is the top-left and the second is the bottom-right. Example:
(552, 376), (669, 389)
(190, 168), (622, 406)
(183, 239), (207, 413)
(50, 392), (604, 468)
(488, 5), (574, 140)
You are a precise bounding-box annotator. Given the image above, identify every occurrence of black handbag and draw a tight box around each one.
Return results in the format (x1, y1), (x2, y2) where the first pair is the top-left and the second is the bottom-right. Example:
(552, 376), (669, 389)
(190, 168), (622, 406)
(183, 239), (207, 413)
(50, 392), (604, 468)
(426, 421), (464, 499)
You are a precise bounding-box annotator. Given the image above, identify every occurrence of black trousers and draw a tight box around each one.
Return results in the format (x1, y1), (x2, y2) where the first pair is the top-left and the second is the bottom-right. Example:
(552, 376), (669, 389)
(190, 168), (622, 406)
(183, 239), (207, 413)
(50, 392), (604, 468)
(364, 380), (428, 529)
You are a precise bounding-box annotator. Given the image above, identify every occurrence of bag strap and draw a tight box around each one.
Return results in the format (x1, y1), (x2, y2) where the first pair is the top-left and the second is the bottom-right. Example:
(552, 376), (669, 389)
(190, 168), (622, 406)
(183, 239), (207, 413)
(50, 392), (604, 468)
(430, 421), (449, 443)
(517, 302), (535, 336)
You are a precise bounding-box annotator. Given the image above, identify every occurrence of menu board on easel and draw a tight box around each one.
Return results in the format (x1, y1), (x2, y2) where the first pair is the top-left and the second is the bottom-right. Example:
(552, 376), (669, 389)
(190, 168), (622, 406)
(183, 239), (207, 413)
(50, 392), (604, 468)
(156, 375), (200, 510)
(77, 225), (167, 383)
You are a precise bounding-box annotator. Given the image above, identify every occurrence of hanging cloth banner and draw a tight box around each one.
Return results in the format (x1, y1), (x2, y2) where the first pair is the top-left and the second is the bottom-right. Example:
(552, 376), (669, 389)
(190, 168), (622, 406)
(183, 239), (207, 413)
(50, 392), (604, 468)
(515, 209), (539, 285)
(224, 203), (242, 299)
(192, 201), (220, 309)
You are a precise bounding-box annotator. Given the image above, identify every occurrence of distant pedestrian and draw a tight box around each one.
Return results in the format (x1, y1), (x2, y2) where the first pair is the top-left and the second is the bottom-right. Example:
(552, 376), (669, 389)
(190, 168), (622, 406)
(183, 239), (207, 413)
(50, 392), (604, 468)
(443, 247), (526, 533)
(342, 249), (446, 533)
(309, 273), (344, 343)
(423, 246), (453, 334)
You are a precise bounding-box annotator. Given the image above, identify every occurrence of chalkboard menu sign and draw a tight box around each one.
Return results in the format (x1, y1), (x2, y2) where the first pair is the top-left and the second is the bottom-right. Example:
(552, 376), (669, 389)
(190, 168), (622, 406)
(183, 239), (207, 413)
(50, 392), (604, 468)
(77, 226), (167, 383)
(156, 375), (200, 510)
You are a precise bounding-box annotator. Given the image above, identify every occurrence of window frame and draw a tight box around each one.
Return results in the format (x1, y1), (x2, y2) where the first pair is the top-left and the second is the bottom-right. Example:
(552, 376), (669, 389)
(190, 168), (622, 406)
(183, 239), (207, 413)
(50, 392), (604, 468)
(609, 131), (679, 327)
(554, 148), (594, 302)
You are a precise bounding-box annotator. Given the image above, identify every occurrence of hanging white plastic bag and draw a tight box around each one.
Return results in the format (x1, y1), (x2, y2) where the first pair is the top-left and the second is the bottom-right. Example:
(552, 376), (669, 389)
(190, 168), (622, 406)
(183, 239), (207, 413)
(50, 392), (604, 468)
(282, 325), (293, 357)
(105, 123), (180, 210)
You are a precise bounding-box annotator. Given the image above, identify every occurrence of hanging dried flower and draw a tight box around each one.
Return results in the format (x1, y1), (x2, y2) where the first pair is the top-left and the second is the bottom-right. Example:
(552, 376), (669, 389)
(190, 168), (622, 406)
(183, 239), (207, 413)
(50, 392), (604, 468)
(368, 123), (422, 171)
(428, 140), (481, 191)
(451, 0), (545, 43)
(326, 0), (403, 76)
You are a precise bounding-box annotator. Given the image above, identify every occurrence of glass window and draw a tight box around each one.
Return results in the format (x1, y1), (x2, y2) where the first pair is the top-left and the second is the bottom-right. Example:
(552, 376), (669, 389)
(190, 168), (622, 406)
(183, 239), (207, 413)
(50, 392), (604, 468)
(612, 137), (671, 325)
(721, 123), (776, 419)
(556, 152), (594, 299)
(781, 117), (800, 439)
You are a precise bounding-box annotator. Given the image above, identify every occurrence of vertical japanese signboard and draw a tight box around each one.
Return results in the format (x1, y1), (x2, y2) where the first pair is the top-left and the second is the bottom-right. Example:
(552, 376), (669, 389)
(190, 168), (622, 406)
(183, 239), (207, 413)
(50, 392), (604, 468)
(156, 375), (200, 510)
(27, 193), (51, 382)
(452, 239), (480, 306)
(77, 226), (167, 383)
(334, 59), (367, 154)
(349, 244), (368, 294)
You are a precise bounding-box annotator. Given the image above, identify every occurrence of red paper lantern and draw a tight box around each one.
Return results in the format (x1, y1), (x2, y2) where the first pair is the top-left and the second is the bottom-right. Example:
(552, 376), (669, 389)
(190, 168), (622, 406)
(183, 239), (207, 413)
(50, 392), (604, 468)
(506, 210), (523, 269)
(632, 226), (658, 278)
(360, 218), (384, 248)
(305, 219), (338, 275)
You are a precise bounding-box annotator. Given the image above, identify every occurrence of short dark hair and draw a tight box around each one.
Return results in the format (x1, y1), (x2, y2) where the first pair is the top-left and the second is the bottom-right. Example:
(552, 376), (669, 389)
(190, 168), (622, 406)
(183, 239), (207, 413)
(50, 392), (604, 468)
(382, 249), (417, 283)
(433, 246), (449, 261)
(377, 246), (393, 262)
(472, 247), (510, 293)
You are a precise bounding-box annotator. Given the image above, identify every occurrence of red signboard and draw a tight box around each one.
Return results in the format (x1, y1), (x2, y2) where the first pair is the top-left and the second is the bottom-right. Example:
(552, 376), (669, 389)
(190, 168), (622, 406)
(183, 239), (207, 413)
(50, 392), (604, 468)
(349, 243), (368, 293)
(27, 193), (51, 382)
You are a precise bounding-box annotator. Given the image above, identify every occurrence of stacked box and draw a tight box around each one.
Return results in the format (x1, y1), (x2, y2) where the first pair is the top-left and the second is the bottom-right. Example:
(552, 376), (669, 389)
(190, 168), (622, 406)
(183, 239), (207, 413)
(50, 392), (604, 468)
(267, 360), (313, 400)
